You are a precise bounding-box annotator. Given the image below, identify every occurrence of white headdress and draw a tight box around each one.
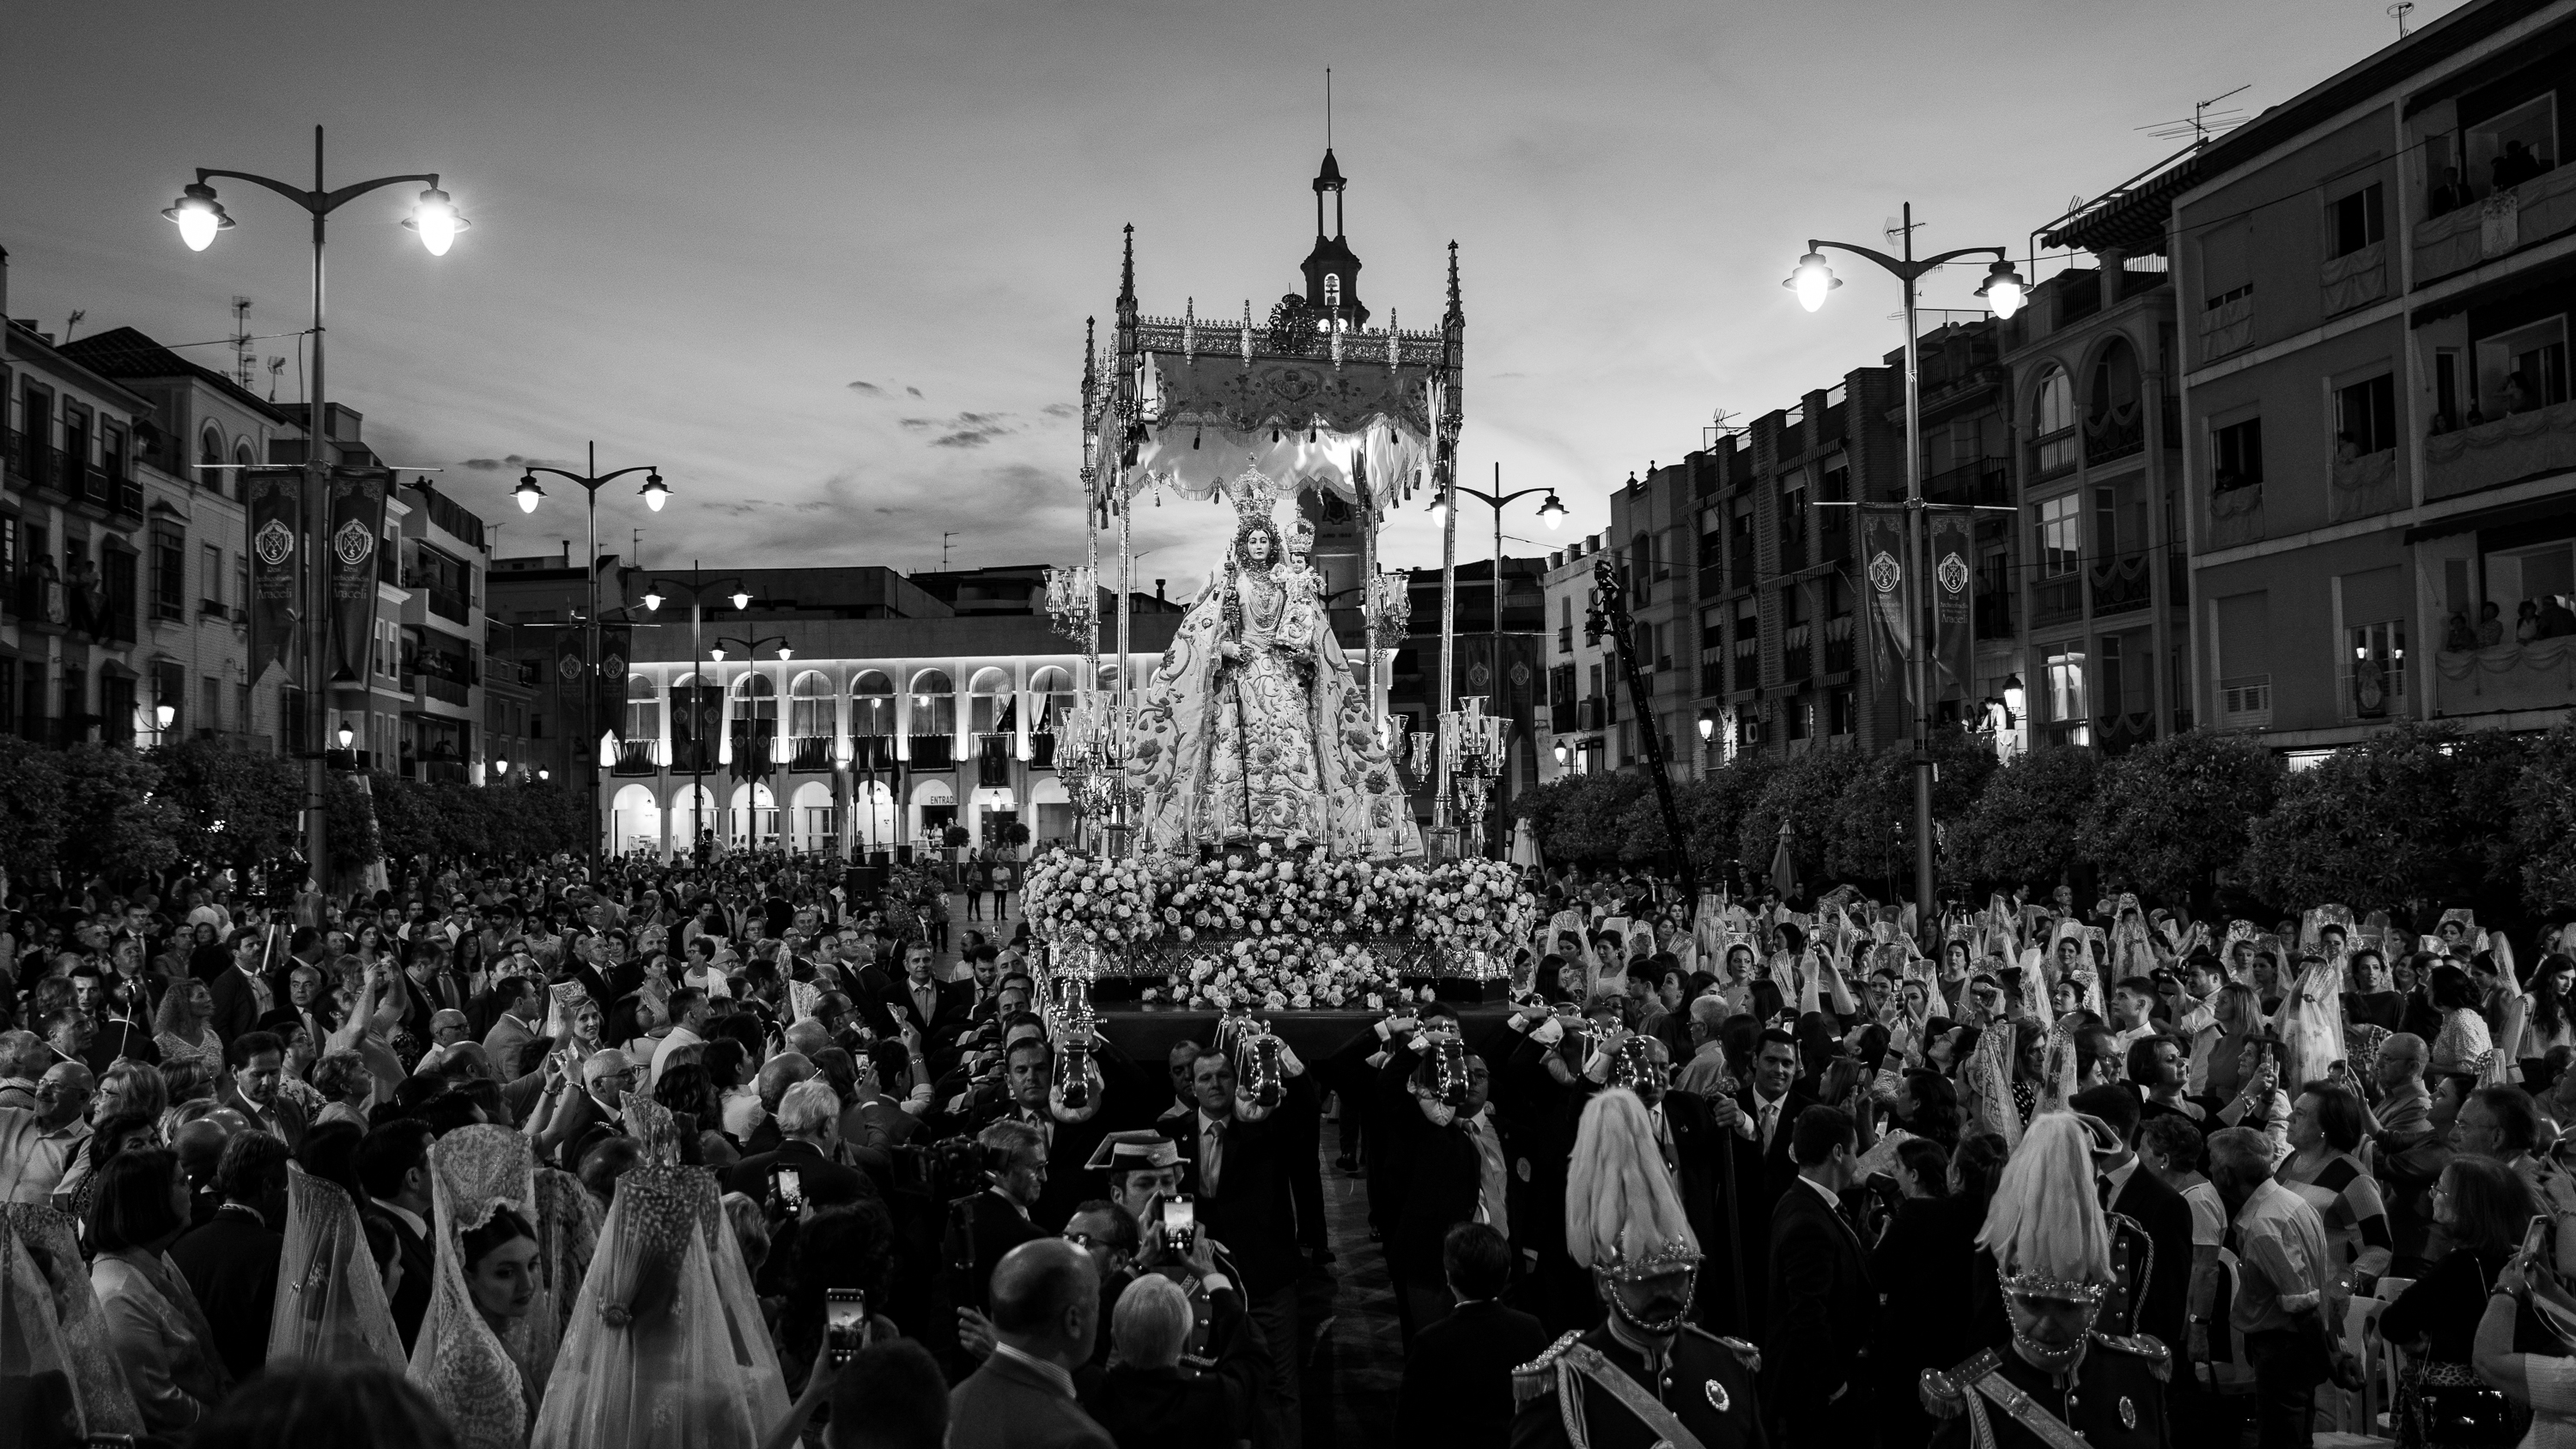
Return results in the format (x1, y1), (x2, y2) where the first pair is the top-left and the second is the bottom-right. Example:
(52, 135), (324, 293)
(1565, 1087), (1698, 1279)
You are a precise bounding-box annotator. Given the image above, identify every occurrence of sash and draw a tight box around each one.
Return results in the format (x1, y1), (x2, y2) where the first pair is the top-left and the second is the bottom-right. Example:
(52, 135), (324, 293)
(1556, 1343), (1707, 1449)
(1948, 1349), (2089, 1449)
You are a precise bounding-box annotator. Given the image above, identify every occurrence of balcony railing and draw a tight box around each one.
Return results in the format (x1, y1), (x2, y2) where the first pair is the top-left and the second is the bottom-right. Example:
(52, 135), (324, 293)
(2434, 637), (2576, 718)
(1923, 458), (2013, 509)
(2096, 710), (2158, 756)
(1822, 616), (1855, 675)
(425, 585), (470, 624)
(414, 759), (469, 784)
(1782, 623), (1813, 683)
(2425, 397), (2576, 503)
(1974, 590), (2015, 640)
(670, 737), (717, 775)
(909, 735), (955, 770)
(789, 736), (834, 773)
(1030, 731), (1057, 769)
(852, 735), (896, 772)
(422, 673), (471, 706)
(2032, 573), (2084, 628)
(2088, 550), (2153, 617)
(613, 739), (659, 776)
(2085, 406), (2146, 464)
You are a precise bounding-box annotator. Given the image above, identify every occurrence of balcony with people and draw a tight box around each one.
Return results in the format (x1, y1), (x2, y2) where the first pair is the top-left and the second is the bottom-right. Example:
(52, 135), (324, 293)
(2438, 563), (2576, 717)
(2418, 94), (2574, 282)
(2425, 306), (2576, 502)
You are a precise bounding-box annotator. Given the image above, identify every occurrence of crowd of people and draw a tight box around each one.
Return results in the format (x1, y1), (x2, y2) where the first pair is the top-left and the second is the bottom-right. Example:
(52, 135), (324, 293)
(4, 846), (2576, 1449)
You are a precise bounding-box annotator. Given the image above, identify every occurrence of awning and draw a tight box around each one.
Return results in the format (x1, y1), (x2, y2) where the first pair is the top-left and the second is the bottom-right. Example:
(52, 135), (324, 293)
(2402, 491), (2576, 543)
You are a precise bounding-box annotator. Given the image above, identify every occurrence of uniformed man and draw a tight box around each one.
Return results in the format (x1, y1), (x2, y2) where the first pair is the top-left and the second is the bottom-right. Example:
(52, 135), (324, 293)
(1090, 1129), (1242, 1369)
(1924, 1113), (2172, 1449)
(1510, 1087), (1765, 1449)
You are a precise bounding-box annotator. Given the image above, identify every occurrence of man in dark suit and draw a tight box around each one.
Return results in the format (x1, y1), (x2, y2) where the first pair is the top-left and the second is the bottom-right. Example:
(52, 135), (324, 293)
(1621, 1035), (1753, 1337)
(1728, 1027), (1814, 1335)
(1160, 1045), (1309, 1449)
(357, 1118), (439, 1351)
(168, 1130), (289, 1381)
(726, 1077), (874, 1209)
(947, 1238), (1114, 1449)
(2073, 1083), (2194, 1355)
(952, 1118), (1051, 1319)
(1397, 1222), (1548, 1448)
(888, 940), (975, 1070)
(1765, 1103), (1873, 1448)
(208, 929), (278, 1047)
(1371, 1028), (1503, 1343)
(218, 1029), (310, 1150)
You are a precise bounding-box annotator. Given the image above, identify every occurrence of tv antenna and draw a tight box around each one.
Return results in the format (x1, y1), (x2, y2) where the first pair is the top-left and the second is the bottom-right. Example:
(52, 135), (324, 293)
(265, 358), (287, 401)
(941, 530), (959, 569)
(1704, 408), (1748, 451)
(2389, 1), (2415, 35)
(2138, 84), (2251, 143)
(231, 297), (257, 387)
(62, 310), (85, 343)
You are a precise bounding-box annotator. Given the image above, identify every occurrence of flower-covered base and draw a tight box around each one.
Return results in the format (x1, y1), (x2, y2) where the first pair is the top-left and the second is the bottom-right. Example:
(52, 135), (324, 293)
(1023, 840), (1537, 1010)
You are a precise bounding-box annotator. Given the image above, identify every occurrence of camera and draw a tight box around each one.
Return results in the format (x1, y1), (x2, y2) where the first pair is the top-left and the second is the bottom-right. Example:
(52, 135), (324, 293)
(824, 1288), (868, 1366)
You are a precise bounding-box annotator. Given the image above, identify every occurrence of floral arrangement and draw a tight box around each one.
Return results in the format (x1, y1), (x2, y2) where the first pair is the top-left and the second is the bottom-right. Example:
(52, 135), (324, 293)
(1022, 842), (1539, 1009)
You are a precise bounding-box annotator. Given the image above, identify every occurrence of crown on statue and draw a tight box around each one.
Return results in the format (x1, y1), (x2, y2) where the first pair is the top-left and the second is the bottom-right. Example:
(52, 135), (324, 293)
(1224, 464), (1281, 531)
(1287, 513), (1315, 553)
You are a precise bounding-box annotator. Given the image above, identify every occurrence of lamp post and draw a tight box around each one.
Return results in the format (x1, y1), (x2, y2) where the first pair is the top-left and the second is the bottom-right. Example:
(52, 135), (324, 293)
(167, 126), (467, 879)
(512, 443), (667, 866)
(1784, 202), (2026, 924)
(638, 568), (750, 861)
(1432, 466), (1564, 846)
(711, 634), (791, 852)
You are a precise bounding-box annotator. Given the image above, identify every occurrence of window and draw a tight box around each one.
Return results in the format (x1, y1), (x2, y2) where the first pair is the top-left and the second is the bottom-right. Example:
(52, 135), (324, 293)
(1700, 607), (1724, 652)
(2329, 184), (2385, 258)
(150, 524), (186, 621)
(2213, 417), (2264, 494)
(200, 543), (224, 616)
(2436, 349), (2464, 431)
(1784, 695), (1811, 741)
(2336, 374), (2398, 457)
(2037, 494), (2082, 577)
(1820, 462), (1850, 503)
(235, 553), (249, 613)
(199, 427), (224, 469)
(1827, 688), (1856, 737)
(627, 674), (662, 739)
(2475, 315), (2568, 415)
(2033, 367), (2077, 474)
(1323, 274), (1342, 312)
(202, 676), (222, 732)
(2468, 94), (2558, 200)
(2044, 647), (2090, 742)
(2347, 620), (2407, 718)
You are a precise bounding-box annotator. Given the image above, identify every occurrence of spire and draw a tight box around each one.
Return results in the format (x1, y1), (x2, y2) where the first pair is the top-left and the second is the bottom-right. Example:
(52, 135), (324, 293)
(1117, 224), (1136, 312)
(1299, 152), (1364, 328)
(1445, 239), (1462, 324)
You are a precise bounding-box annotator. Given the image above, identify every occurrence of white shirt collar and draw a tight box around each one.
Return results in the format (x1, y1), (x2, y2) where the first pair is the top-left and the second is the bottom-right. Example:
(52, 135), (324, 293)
(371, 1199), (428, 1240)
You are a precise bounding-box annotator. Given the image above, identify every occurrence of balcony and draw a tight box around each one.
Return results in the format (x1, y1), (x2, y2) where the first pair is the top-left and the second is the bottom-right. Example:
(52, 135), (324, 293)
(2, 429), (24, 488)
(613, 739), (660, 776)
(111, 474), (143, 520)
(1550, 700), (1579, 733)
(2199, 294), (2253, 363)
(789, 736), (834, 773)
(670, 737), (717, 775)
(909, 735), (955, 771)
(729, 722), (778, 779)
(2167, 552), (2190, 609)
(425, 585), (471, 625)
(2322, 241), (2388, 315)
(2084, 406), (2146, 465)
(1923, 458), (2012, 510)
(2089, 550), (2153, 618)
(1030, 731), (1057, 769)
(2208, 479), (2265, 549)
(2095, 710), (2158, 756)
(852, 735), (896, 772)
(1822, 616), (1855, 675)
(1782, 623), (1813, 682)
(2425, 397), (2576, 504)
(2032, 573), (2084, 628)
(2416, 162), (2576, 284)
(2327, 448), (2403, 523)
(378, 549), (398, 586)
(1974, 590), (2016, 640)
(2434, 637), (2576, 718)
(415, 759), (470, 785)
(422, 673), (471, 706)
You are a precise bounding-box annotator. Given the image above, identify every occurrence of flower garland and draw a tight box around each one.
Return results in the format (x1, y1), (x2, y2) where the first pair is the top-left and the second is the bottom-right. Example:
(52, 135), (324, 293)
(1023, 842), (1540, 1009)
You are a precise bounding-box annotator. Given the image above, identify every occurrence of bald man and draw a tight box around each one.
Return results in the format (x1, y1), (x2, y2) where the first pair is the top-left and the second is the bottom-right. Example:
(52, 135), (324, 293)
(739, 1052), (816, 1155)
(948, 1239), (1113, 1449)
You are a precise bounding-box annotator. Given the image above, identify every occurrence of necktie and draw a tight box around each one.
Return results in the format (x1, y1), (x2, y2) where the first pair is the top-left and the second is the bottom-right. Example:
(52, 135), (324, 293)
(2098, 1174), (2115, 1212)
(1468, 1115), (1510, 1241)
(1759, 1097), (1781, 1150)
(1201, 1120), (1224, 1197)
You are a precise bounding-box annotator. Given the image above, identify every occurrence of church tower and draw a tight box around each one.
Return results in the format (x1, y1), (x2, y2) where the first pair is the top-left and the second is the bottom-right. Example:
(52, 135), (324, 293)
(1298, 149), (1367, 330)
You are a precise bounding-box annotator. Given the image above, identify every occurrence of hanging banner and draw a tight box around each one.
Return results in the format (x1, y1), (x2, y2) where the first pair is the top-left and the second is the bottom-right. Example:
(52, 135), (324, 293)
(326, 469), (390, 685)
(553, 627), (586, 706)
(245, 469), (303, 678)
(594, 624), (631, 741)
(1927, 506), (1975, 707)
(1859, 504), (1913, 704)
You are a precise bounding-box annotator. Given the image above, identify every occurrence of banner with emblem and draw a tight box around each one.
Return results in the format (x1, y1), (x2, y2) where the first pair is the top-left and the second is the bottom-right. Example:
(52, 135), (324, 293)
(245, 469), (304, 677)
(1927, 506), (1975, 706)
(326, 469), (390, 685)
(594, 624), (632, 741)
(554, 628), (586, 712)
(1859, 504), (1914, 703)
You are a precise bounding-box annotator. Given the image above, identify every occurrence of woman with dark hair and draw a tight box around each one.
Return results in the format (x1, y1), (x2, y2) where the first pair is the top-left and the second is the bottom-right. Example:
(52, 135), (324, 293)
(1929, 1022), (1979, 1080)
(87, 1145), (232, 1440)
(2342, 949), (2407, 1033)
(2218, 1031), (2293, 1166)
(1893, 1068), (1964, 1151)
(2512, 954), (2576, 1086)
(2428, 964), (2495, 1081)
(60, 1108), (162, 1223)
(775, 1198), (900, 1398)
(1868, 1131), (1993, 1449)
(2380, 1156), (2537, 1447)
(2203, 981), (2265, 1104)
(2279, 1082), (2393, 1286)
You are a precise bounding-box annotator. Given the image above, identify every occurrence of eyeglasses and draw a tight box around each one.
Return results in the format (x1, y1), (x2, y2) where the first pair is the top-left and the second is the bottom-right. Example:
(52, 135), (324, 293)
(1063, 1231), (1103, 1249)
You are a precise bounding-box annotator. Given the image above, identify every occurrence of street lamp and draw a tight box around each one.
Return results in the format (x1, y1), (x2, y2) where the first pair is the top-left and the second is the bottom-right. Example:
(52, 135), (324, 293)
(155, 702), (176, 731)
(1786, 202), (2026, 921)
(1437, 464), (1567, 849)
(1698, 713), (1715, 743)
(167, 125), (465, 881)
(512, 441), (670, 867)
(638, 567), (750, 859)
(713, 633), (793, 852)
(336, 724), (355, 750)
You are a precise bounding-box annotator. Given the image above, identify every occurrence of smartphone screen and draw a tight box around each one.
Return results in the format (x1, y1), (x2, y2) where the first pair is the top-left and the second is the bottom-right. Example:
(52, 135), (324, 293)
(1163, 1194), (1195, 1251)
(776, 1168), (804, 1209)
(824, 1289), (867, 1364)
(2529, 1215), (2554, 1263)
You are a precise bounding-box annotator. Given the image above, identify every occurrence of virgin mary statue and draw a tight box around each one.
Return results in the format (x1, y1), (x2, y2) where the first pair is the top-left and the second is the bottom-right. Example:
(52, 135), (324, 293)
(1129, 473), (1422, 858)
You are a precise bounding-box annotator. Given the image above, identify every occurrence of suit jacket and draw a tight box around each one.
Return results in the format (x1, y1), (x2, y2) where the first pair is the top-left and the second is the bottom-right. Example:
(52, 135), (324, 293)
(167, 1204), (282, 1382)
(2109, 1161), (2194, 1354)
(889, 976), (975, 1039)
(207, 967), (271, 1048)
(1083, 1283), (1269, 1449)
(1397, 1299), (1550, 1448)
(1764, 1179), (1873, 1418)
(1370, 1047), (1487, 1284)
(366, 1203), (435, 1352)
(948, 1348), (1115, 1449)
(216, 1082), (309, 1151)
(1727, 1083), (1814, 1334)
(1159, 1100), (1305, 1297)
(955, 1189), (1048, 1313)
(725, 1138), (869, 1210)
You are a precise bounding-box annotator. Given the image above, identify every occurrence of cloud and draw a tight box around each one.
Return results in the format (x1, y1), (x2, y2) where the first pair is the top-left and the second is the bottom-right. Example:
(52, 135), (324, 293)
(847, 380), (884, 397)
(906, 387), (922, 398)
(461, 458), (505, 470)
(898, 418), (933, 430)
(930, 430), (994, 448)
(899, 410), (1014, 448)
(1041, 403), (1077, 418)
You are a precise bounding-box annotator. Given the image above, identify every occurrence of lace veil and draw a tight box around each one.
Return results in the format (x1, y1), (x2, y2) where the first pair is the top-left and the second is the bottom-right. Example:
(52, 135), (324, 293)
(527, 1165), (779, 1449)
(270, 1163), (406, 1372)
(0, 1203), (143, 1440)
(407, 1125), (561, 1449)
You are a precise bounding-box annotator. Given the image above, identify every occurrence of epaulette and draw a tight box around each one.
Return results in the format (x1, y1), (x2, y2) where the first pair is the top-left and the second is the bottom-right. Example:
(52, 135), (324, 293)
(2089, 1330), (2172, 1382)
(1919, 1367), (1966, 1419)
(1512, 1331), (1586, 1409)
(1679, 1324), (1762, 1374)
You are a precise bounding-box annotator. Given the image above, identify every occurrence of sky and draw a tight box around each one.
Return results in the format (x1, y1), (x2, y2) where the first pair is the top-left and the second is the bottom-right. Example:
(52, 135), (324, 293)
(1, 0), (2465, 599)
